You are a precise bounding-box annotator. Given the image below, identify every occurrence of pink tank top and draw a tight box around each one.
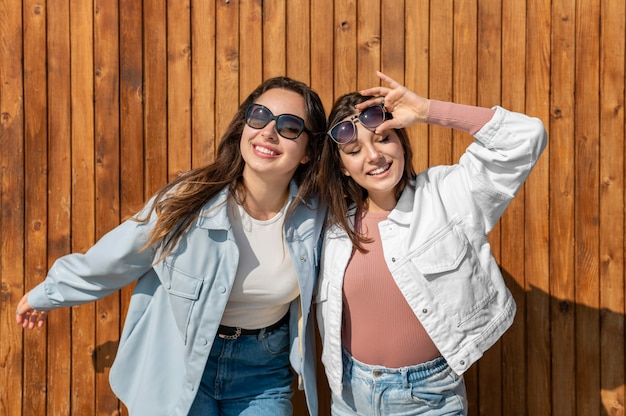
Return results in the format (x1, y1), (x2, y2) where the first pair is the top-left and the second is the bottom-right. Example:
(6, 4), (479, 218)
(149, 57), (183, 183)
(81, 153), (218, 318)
(342, 211), (441, 367)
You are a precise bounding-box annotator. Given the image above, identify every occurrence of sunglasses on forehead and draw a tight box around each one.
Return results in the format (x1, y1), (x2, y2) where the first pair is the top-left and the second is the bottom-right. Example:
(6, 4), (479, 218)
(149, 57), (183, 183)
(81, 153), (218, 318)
(327, 104), (393, 145)
(245, 103), (311, 140)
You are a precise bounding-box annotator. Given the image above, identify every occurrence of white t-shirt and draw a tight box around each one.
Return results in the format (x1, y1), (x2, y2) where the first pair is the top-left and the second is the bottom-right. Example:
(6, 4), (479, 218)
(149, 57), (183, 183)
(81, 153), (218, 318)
(220, 198), (299, 329)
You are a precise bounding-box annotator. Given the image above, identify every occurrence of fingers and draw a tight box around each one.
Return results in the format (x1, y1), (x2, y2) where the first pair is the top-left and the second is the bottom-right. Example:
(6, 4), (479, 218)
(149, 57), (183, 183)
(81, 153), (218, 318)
(355, 93), (388, 110)
(358, 72), (404, 112)
(17, 309), (48, 329)
(16, 294), (48, 329)
(376, 71), (401, 89)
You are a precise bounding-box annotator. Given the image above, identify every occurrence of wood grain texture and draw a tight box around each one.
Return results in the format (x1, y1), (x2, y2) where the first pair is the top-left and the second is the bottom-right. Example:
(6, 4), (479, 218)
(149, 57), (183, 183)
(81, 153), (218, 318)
(3, 1), (626, 415)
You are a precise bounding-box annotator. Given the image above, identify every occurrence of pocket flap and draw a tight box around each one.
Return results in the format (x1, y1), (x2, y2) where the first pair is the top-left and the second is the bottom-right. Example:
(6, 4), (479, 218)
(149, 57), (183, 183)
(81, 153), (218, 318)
(414, 228), (468, 275)
(167, 268), (203, 300)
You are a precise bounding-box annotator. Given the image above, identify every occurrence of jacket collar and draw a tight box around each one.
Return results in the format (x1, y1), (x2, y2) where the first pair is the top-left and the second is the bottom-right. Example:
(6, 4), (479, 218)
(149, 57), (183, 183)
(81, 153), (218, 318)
(194, 180), (310, 230)
(385, 179), (417, 226)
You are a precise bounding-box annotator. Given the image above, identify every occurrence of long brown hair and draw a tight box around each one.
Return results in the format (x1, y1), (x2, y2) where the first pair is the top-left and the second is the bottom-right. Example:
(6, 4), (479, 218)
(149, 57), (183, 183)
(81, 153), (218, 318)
(137, 77), (326, 258)
(319, 92), (416, 252)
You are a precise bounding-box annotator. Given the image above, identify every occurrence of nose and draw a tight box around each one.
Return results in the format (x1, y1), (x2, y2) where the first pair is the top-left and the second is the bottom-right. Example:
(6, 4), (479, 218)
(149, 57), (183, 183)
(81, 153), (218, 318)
(260, 120), (279, 140)
(365, 143), (383, 162)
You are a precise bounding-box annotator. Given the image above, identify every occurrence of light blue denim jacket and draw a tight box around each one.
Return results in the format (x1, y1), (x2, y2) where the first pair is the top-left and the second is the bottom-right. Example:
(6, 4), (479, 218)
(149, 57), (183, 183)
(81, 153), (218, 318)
(28, 181), (325, 415)
(315, 107), (548, 394)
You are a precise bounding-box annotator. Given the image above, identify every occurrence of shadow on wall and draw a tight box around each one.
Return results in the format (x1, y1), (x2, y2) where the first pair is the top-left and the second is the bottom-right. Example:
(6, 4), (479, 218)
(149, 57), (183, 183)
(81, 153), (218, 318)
(500, 268), (625, 416)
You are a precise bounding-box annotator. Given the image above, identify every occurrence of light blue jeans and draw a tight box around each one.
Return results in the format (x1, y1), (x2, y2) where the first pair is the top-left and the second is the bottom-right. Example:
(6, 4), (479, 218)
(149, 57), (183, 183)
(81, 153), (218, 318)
(331, 348), (467, 415)
(188, 323), (293, 415)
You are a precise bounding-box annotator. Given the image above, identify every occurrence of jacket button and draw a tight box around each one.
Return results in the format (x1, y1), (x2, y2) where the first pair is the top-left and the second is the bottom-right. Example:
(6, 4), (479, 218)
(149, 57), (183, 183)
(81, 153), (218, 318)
(391, 257), (396, 262)
(460, 360), (465, 366)
(422, 309), (428, 314)
(300, 256), (306, 262)
(219, 286), (226, 293)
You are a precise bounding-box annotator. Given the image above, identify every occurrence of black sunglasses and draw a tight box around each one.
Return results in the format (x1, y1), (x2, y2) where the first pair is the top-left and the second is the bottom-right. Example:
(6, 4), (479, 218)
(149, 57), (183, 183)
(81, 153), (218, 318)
(327, 104), (392, 145)
(245, 103), (311, 140)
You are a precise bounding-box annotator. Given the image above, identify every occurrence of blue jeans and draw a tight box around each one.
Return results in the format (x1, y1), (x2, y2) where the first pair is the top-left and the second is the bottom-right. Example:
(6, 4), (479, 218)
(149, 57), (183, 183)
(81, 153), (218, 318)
(331, 348), (467, 416)
(188, 323), (294, 415)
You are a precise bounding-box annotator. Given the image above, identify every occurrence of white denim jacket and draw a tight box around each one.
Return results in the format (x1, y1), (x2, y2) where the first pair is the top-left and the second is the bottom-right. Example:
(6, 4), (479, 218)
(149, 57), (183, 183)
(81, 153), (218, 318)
(315, 107), (547, 394)
(28, 181), (325, 415)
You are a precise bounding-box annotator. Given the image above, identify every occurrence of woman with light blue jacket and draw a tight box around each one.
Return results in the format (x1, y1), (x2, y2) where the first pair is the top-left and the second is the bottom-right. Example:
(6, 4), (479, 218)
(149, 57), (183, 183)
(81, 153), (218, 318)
(16, 77), (327, 416)
(316, 72), (547, 415)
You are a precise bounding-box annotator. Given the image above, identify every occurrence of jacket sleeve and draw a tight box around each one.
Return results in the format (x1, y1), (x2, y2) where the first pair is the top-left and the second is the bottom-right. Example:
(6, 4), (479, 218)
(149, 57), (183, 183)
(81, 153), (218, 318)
(28, 208), (158, 311)
(458, 106), (547, 233)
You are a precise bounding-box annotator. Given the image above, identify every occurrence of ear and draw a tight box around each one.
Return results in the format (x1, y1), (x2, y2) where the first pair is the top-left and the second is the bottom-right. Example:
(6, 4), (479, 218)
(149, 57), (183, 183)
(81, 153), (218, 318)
(342, 167), (351, 177)
(300, 154), (310, 164)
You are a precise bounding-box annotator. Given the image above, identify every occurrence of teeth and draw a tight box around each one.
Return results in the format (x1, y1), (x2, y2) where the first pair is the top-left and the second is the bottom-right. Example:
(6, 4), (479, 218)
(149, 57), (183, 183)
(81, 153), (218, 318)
(255, 145), (276, 155)
(368, 164), (390, 175)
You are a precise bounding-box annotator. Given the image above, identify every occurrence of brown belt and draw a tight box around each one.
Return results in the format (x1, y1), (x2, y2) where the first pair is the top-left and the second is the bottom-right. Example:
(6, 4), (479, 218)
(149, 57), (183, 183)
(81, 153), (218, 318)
(217, 312), (289, 340)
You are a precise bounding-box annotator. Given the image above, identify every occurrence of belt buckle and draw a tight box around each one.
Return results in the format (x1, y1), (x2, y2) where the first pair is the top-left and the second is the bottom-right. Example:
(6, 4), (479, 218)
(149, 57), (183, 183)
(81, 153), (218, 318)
(219, 327), (242, 340)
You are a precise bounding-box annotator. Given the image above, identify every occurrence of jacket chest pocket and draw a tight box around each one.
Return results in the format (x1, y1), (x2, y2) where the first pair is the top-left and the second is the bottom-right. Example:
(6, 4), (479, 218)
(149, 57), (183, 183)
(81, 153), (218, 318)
(162, 262), (203, 343)
(411, 225), (496, 327)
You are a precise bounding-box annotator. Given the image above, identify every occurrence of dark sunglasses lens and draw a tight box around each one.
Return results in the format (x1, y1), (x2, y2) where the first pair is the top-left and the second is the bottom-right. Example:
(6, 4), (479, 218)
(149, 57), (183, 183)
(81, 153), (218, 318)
(246, 105), (271, 129)
(359, 105), (385, 129)
(276, 115), (305, 139)
(330, 121), (355, 144)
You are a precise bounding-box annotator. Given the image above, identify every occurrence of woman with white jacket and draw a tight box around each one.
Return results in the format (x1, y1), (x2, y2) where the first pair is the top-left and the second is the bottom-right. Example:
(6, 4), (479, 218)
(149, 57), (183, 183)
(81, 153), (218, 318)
(316, 72), (547, 415)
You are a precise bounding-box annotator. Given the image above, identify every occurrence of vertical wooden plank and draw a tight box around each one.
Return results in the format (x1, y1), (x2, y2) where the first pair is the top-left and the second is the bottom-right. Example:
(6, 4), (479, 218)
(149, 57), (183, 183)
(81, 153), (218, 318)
(23, 1), (49, 415)
(144, 0), (168, 197)
(216, 0), (239, 139)
(475, 0), (503, 414)
(70, 0), (97, 413)
(69, 0), (97, 414)
(311, 0), (334, 111)
(380, 0), (404, 84)
(46, 0), (73, 413)
(239, 0), (262, 100)
(499, 0), (527, 415)
(525, 0), (552, 414)
(574, 0), (601, 414)
(356, 0), (381, 90)
(191, 0), (216, 166)
(168, 0), (192, 180)
(0, 0), (25, 414)
(286, 0), (311, 83)
(599, 0), (625, 414)
(119, 3), (144, 387)
(428, 0), (453, 166)
(120, 0), (144, 216)
(549, 0), (576, 414)
(263, 0), (287, 78)
(404, 0), (429, 172)
(94, 0), (121, 413)
(451, 0), (478, 412)
(333, 0), (357, 96)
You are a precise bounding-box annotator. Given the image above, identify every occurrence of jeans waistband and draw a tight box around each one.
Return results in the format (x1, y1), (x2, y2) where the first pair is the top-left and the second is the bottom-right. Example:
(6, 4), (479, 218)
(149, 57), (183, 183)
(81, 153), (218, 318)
(342, 347), (449, 384)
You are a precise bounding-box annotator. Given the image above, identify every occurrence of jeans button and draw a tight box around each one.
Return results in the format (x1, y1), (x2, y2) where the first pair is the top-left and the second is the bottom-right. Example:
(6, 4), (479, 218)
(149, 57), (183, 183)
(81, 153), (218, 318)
(373, 370), (383, 377)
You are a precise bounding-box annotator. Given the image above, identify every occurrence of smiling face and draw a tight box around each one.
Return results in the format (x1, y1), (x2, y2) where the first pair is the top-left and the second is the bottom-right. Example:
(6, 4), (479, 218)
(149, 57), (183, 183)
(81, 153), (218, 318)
(338, 120), (406, 212)
(240, 88), (311, 186)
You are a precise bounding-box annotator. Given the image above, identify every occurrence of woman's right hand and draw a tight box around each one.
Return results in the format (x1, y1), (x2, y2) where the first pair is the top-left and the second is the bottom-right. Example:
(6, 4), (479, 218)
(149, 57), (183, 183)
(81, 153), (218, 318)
(16, 293), (48, 329)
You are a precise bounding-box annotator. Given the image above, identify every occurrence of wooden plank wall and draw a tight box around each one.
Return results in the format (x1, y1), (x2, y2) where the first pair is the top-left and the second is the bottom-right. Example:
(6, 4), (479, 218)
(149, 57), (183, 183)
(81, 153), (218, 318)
(1, 0), (624, 415)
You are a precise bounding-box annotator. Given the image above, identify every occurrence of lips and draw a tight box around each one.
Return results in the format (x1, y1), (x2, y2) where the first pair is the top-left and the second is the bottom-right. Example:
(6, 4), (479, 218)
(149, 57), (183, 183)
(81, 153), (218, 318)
(254, 144), (280, 156)
(367, 163), (391, 176)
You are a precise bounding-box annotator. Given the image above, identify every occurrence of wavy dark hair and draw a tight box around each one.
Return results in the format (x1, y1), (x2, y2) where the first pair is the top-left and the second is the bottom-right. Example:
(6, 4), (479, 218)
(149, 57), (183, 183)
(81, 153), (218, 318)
(137, 77), (326, 258)
(319, 92), (416, 252)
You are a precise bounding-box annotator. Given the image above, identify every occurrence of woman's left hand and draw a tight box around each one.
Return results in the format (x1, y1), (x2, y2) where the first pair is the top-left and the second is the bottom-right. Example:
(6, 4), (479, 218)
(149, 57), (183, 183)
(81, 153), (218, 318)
(357, 71), (431, 133)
